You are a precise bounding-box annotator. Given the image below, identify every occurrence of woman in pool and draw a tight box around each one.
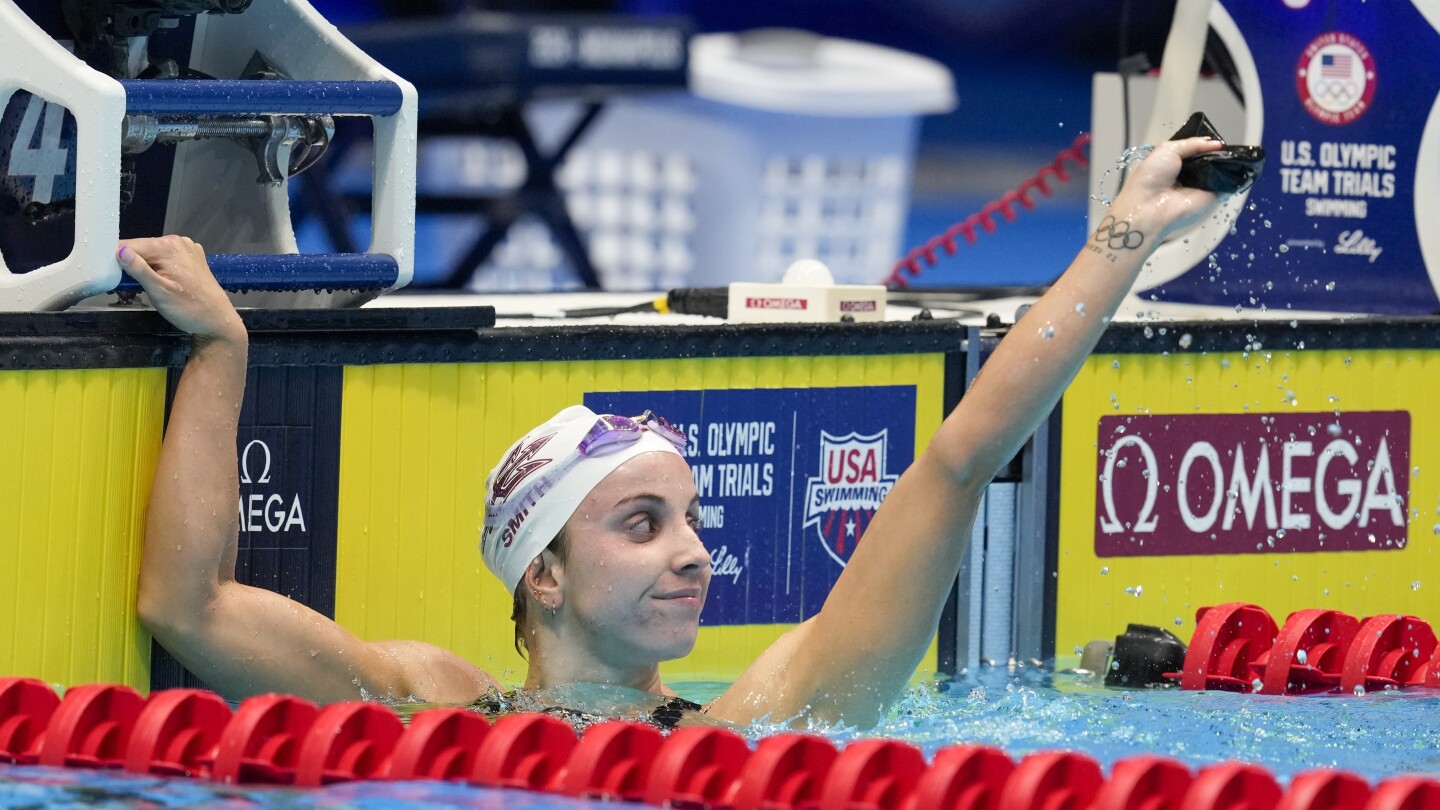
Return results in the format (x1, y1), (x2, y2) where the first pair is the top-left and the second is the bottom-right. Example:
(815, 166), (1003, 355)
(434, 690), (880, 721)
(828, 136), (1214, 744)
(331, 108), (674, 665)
(130, 135), (1223, 729)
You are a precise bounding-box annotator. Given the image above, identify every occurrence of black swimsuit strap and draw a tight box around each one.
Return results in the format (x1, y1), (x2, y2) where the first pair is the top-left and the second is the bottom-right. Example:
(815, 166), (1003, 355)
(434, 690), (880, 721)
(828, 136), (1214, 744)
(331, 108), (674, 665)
(651, 695), (703, 729)
(470, 691), (703, 731)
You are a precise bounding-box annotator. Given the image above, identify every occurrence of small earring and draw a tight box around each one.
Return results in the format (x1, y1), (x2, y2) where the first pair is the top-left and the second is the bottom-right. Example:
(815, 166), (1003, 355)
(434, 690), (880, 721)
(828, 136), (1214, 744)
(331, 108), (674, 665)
(531, 588), (542, 601)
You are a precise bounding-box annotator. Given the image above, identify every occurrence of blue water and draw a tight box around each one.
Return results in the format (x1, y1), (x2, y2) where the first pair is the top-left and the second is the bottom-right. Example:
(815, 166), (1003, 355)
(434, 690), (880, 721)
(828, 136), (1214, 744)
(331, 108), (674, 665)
(5, 669), (1436, 808)
(853, 669), (1440, 779)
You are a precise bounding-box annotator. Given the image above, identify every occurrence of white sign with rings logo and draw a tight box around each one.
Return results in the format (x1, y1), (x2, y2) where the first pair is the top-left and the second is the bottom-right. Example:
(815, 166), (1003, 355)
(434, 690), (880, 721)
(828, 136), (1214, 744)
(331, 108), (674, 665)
(1297, 32), (1376, 125)
(238, 438), (307, 534)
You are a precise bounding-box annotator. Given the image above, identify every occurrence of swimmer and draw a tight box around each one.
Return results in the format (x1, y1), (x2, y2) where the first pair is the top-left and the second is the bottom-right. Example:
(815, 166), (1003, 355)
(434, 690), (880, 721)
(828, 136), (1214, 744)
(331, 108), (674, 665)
(130, 135), (1224, 728)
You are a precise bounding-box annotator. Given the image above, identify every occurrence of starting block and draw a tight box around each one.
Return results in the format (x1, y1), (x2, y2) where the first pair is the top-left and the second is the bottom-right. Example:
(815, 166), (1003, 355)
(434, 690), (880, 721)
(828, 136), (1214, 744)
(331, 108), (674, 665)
(0, 0), (417, 310)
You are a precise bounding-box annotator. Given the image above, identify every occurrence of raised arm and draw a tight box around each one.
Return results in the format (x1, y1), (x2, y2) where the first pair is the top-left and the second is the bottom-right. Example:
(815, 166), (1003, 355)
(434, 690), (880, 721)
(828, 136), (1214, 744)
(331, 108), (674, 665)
(712, 136), (1225, 727)
(128, 237), (496, 704)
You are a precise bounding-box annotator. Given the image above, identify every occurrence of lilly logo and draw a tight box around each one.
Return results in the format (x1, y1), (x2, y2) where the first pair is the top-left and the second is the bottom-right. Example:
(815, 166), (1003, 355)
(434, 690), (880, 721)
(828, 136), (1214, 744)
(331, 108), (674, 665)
(803, 431), (899, 567)
(1334, 229), (1383, 263)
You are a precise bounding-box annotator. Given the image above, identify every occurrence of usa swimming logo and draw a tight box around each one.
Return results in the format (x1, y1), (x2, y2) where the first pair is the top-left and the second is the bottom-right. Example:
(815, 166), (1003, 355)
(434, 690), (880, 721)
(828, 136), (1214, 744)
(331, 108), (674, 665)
(803, 431), (899, 567)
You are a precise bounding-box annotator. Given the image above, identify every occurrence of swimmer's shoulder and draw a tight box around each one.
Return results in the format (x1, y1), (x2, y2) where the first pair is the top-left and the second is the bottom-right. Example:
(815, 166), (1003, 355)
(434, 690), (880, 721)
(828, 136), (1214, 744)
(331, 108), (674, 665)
(363, 639), (500, 703)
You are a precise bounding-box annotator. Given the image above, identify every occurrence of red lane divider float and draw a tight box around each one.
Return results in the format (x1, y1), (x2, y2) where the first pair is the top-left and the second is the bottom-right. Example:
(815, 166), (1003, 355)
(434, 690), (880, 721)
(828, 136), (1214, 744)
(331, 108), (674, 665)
(295, 701), (404, 786)
(1279, 770), (1374, 810)
(1171, 603), (1440, 696)
(1093, 756), (1192, 810)
(560, 720), (663, 800)
(999, 751), (1104, 810)
(730, 733), (837, 810)
(39, 683), (145, 769)
(210, 693), (318, 784)
(471, 712), (576, 791)
(0, 678), (60, 764)
(125, 688), (231, 777)
(1342, 615), (1437, 694)
(820, 739), (928, 810)
(1173, 603), (1279, 692)
(1183, 762), (1284, 810)
(3, 677), (1440, 810)
(1369, 777), (1440, 810)
(644, 725), (750, 808)
(904, 745), (1013, 810)
(388, 707), (490, 781)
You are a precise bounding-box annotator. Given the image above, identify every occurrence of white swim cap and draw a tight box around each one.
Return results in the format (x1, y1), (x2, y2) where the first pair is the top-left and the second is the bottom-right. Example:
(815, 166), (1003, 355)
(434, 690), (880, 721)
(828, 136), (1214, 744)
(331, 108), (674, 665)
(481, 405), (687, 594)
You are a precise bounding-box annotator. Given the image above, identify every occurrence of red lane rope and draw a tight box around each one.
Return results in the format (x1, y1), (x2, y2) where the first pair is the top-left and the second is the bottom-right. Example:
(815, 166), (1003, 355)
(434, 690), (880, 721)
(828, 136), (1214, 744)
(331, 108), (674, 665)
(3, 651), (1439, 810)
(883, 132), (1093, 290)
(1172, 603), (1440, 695)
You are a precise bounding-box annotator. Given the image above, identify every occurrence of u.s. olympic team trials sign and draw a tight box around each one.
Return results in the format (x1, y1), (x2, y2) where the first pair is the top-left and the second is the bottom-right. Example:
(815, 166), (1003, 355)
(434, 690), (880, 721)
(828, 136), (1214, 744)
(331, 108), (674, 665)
(584, 386), (915, 627)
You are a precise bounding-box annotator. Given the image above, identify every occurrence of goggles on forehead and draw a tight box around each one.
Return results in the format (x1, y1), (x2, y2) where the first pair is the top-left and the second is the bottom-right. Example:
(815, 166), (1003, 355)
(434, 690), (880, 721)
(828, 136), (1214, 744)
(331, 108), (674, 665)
(577, 410), (687, 457)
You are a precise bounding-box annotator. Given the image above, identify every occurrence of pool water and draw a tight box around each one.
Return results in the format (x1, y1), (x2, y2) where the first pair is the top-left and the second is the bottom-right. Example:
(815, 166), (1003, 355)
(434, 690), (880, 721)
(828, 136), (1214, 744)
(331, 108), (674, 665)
(839, 668), (1440, 781)
(4, 670), (1436, 807)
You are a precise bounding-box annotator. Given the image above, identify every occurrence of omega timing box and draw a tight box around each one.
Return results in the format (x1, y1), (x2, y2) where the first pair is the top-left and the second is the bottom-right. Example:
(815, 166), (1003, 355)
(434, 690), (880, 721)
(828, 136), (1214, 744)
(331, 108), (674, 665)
(726, 281), (887, 324)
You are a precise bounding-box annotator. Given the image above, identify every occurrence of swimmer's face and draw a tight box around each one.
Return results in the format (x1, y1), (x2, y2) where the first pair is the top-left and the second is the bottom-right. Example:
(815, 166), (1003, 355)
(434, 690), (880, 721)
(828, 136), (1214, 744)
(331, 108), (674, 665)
(558, 451), (710, 666)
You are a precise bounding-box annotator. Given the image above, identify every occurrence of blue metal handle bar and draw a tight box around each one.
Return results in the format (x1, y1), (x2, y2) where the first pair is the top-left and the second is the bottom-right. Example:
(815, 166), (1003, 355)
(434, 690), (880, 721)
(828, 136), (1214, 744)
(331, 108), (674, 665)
(113, 253), (400, 294)
(121, 80), (404, 116)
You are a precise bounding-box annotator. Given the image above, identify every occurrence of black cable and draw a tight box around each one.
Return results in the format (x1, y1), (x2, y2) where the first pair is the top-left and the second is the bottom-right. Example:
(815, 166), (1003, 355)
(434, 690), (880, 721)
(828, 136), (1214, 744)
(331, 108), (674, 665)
(489, 285), (1056, 322)
(561, 299), (660, 318)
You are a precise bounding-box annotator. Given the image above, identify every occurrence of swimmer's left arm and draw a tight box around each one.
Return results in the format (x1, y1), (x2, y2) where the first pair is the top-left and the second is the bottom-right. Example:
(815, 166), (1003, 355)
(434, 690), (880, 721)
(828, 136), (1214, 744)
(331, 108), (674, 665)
(710, 136), (1223, 728)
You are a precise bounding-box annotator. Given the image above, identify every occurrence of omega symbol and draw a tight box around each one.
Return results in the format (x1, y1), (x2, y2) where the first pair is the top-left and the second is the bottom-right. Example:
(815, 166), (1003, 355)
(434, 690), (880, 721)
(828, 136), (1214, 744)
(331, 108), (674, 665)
(1098, 435), (1161, 534)
(240, 439), (272, 484)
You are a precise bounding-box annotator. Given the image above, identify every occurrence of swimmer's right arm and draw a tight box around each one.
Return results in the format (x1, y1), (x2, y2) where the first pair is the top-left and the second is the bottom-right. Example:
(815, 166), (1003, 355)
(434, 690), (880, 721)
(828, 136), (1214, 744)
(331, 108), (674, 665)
(125, 238), (498, 704)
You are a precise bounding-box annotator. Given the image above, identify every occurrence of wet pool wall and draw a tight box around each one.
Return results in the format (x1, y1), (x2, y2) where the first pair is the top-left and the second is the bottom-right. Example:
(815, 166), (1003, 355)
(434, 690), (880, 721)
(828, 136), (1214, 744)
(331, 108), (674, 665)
(0, 309), (961, 692)
(1055, 321), (1440, 663)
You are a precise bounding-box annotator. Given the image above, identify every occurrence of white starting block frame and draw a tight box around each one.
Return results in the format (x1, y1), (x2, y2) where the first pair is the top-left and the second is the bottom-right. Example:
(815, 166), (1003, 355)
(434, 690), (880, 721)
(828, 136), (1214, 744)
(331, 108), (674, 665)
(0, 0), (417, 311)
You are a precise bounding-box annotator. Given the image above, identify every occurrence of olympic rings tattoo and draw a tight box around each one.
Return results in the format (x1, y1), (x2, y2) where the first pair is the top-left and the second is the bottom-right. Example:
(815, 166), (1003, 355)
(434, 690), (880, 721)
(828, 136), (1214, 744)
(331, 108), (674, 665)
(1093, 215), (1145, 251)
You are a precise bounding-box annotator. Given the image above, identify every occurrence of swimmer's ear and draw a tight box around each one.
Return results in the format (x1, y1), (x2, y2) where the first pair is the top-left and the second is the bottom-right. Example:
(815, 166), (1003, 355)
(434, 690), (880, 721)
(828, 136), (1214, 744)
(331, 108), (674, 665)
(521, 559), (558, 602)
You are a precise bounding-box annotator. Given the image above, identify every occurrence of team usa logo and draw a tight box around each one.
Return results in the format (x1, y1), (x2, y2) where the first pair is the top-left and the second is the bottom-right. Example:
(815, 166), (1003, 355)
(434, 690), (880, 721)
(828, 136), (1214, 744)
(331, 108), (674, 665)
(1296, 32), (1376, 126)
(803, 431), (899, 567)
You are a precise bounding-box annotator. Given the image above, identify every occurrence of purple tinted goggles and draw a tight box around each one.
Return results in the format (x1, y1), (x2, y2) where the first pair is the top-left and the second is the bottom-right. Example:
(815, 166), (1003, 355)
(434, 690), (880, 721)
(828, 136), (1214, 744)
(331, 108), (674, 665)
(577, 410), (688, 457)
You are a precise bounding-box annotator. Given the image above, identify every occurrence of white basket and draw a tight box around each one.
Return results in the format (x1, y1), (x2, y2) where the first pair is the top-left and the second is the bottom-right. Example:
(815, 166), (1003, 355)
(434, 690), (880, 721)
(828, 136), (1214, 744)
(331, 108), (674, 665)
(413, 29), (955, 291)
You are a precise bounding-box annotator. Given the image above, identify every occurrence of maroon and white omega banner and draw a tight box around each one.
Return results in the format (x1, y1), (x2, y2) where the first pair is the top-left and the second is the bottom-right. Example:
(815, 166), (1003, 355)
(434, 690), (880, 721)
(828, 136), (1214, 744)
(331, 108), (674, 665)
(1093, 411), (1411, 556)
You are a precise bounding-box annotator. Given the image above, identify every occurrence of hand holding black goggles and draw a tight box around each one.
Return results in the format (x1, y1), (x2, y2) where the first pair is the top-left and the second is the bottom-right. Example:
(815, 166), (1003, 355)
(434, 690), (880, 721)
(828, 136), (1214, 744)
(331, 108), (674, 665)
(1171, 111), (1266, 194)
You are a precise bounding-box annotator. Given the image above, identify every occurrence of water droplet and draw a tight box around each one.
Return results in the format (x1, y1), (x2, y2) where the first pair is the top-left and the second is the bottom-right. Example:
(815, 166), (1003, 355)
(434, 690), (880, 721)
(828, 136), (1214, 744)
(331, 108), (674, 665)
(1354, 685), (1366, 696)
(1297, 649), (1308, 664)
(1252, 678), (1264, 692)
(1178, 333), (1193, 349)
(1173, 617), (1184, 627)
(1413, 581), (1422, 591)
(1075, 302), (1087, 316)
(1100, 566), (1110, 575)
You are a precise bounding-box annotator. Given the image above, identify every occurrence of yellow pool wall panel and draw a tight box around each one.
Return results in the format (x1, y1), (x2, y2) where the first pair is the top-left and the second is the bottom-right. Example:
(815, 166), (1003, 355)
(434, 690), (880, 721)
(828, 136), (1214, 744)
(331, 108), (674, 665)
(335, 354), (945, 684)
(1055, 348), (1440, 662)
(0, 368), (165, 690)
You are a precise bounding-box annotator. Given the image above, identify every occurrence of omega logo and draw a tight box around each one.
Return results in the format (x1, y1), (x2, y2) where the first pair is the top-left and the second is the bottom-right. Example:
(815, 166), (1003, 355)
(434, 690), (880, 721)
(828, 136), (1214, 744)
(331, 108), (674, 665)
(237, 438), (307, 534)
(1094, 411), (1410, 559)
(240, 439), (272, 484)
(1099, 435), (1161, 534)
